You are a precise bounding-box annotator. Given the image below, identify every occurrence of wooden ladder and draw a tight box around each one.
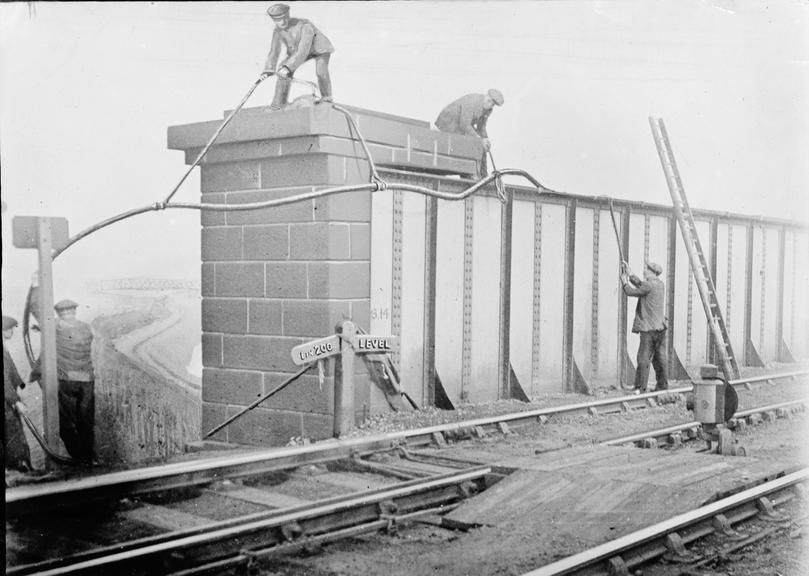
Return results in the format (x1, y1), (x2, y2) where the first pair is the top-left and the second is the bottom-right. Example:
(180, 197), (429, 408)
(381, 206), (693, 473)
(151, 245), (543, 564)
(649, 117), (740, 380)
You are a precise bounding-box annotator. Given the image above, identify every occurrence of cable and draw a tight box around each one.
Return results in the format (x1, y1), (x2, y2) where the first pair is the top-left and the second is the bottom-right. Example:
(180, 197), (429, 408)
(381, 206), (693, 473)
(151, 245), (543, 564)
(163, 75), (269, 204)
(204, 364), (313, 438)
(20, 412), (81, 466)
(21, 76), (550, 461)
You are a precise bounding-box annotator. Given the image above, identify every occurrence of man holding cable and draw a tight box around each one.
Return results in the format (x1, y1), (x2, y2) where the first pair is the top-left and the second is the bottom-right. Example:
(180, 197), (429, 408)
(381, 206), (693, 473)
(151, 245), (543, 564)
(621, 261), (669, 393)
(262, 3), (335, 110)
(434, 89), (504, 177)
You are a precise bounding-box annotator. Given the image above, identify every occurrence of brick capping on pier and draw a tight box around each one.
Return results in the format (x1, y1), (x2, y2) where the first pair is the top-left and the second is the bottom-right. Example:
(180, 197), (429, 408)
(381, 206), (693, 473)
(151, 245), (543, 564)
(168, 104), (483, 178)
(168, 102), (483, 446)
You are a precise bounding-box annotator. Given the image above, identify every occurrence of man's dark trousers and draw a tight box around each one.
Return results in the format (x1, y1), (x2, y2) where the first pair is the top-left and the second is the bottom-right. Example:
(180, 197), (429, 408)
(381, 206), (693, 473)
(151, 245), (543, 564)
(270, 54), (332, 109)
(634, 329), (668, 391)
(58, 379), (94, 462)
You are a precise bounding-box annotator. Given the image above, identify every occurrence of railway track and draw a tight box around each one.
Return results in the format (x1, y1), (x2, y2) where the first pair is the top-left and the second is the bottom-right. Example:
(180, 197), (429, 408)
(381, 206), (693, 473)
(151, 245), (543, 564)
(601, 397), (809, 449)
(7, 455), (491, 576)
(521, 467), (808, 576)
(5, 369), (806, 575)
(7, 369), (807, 517)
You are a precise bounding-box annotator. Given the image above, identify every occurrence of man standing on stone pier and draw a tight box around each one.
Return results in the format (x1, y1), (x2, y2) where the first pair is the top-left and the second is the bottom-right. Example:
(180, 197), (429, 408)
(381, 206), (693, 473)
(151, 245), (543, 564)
(262, 3), (335, 110)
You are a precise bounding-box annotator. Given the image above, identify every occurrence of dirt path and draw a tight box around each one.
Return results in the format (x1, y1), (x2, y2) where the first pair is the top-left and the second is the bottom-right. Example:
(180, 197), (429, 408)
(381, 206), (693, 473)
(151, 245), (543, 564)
(112, 294), (200, 394)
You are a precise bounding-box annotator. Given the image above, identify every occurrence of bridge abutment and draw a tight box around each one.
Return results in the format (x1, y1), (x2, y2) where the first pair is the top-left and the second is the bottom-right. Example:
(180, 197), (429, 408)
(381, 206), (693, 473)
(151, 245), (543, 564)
(168, 103), (481, 445)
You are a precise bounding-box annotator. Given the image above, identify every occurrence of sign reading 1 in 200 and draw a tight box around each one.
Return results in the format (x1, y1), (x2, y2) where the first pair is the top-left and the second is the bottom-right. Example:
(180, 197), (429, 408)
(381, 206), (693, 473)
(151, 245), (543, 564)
(290, 335), (341, 366)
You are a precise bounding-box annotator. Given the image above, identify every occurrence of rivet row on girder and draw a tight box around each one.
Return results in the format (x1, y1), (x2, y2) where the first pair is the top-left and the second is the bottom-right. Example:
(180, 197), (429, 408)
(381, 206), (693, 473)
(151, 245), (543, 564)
(790, 231), (796, 345)
(760, 227), (768, 354)
(726, 225), (733, 332)
(805, 233), (809, 347)
(462, 197), (475, 398)
(686, 266), (694, 366)
(532, 202), (543, 394)
(391, 190), (404, 367)
(591, 209), (601, 376)
(643, 213), (651, 263)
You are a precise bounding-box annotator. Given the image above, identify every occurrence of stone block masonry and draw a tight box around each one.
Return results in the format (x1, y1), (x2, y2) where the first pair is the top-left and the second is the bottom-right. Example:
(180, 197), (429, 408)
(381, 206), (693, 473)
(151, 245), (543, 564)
(169, 102), (483, 446)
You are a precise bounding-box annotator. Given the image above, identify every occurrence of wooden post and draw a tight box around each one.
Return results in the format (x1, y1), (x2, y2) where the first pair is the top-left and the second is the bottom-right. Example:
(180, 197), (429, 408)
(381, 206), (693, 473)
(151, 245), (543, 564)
(333, 320), (356, 437)
(37, 217), (60, 458)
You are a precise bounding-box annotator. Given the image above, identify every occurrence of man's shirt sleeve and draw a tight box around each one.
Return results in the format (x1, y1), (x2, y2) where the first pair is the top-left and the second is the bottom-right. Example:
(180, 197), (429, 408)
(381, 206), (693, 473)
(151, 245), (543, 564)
(265, 31), (282, 71)
(623, 281), (652, 297)
(476, 108), (491, 138)
(458, 101), (480, 137)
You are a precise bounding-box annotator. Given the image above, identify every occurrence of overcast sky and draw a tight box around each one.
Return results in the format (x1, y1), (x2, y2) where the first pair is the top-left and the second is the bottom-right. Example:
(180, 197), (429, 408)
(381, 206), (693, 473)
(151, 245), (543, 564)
(1, 1), (808, 313)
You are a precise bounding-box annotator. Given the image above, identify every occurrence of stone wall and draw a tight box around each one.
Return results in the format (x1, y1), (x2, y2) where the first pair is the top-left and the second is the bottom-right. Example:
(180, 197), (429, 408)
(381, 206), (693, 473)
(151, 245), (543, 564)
(168, 104), (482, 445)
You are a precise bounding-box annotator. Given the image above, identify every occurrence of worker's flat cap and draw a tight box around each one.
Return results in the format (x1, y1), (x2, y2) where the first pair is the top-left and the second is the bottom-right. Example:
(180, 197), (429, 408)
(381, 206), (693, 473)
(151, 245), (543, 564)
(267, 3), (290, 17)
(487, 89), (504, 106)
(2, 315), (18, 330)
(645, 261), (663, 275)
(54, 299), (79, 311)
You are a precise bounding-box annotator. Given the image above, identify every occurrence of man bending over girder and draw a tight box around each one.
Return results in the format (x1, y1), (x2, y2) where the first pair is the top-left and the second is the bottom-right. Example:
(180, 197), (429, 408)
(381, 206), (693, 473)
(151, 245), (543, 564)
(435, 89), (504, 177)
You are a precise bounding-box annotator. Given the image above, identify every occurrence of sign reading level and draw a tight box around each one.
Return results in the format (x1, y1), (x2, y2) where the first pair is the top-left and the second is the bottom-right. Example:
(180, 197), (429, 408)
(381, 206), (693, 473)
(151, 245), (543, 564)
(352, 335), (399, 354)
(291, 335), (341, 365)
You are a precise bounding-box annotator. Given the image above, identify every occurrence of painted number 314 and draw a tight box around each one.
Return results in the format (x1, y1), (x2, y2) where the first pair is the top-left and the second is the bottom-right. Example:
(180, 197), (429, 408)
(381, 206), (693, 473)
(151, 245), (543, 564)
(371, 308), (390, 320)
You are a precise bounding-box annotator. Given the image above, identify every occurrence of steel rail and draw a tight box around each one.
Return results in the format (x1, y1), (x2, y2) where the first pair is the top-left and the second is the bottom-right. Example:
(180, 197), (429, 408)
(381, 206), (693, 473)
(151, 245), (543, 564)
(8, 371), (808, 516)
(168, 503), (462, 576)
(734, 398), (808, 417)
(600, 397), (809, 446)
(8, 467), (463, 574)
(519, 467), (808, 576)
(9, 466), (489, 576)
(729, 368), (809, 387)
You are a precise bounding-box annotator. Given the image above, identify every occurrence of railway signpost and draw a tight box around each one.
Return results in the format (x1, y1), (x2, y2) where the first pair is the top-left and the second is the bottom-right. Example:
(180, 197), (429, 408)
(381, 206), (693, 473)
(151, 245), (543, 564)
(290, 334), (341, 366)
(352, 334), (399, 354)
(291, 325), (399, 438)
(336, 328), (399, 436)
(12, 216), (71, 463)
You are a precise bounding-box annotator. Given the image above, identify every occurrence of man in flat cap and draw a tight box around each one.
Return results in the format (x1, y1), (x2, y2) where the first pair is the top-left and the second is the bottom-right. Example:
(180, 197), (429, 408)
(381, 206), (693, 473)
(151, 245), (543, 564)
(435, 89), (504, 177)
(262, 3), (335, 110)
(3, 315), (33, 472)
(32, 299), (96, 463)
(621, 261), (668, 393)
